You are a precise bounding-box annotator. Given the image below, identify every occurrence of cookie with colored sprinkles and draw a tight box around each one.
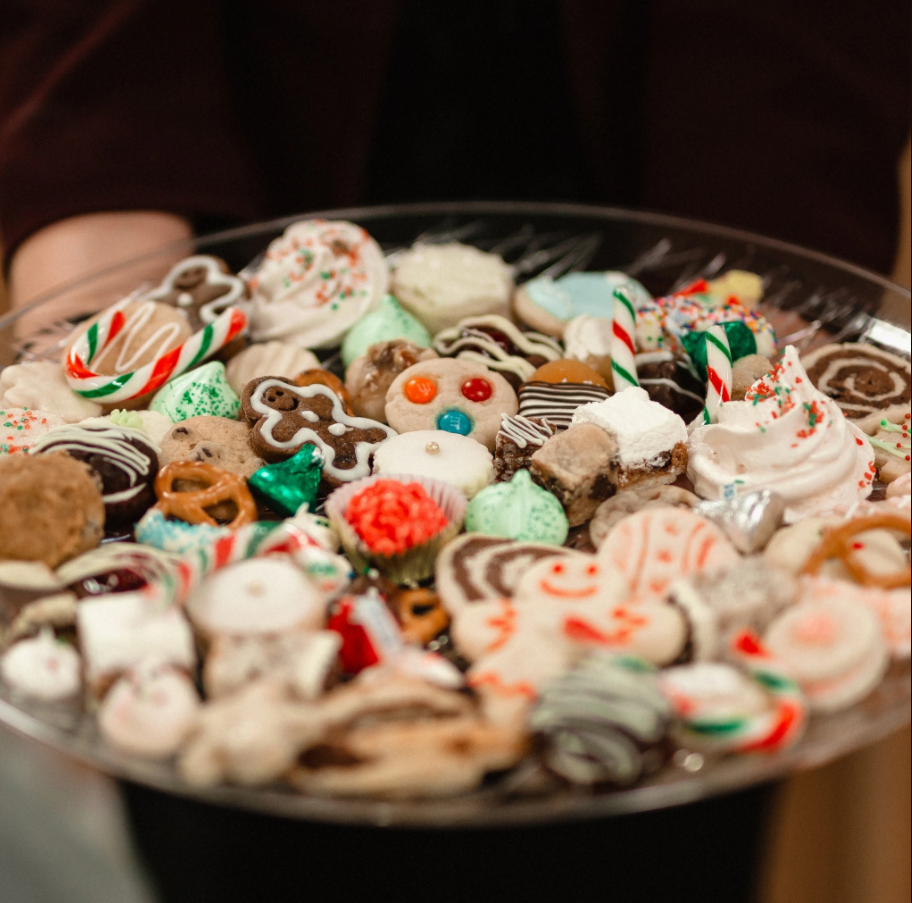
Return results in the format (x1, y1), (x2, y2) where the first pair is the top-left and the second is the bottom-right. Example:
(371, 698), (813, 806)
(0, 408), (67, 455)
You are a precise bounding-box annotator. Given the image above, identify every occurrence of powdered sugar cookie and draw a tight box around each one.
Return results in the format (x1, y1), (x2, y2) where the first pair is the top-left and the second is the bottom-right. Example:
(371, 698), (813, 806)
(597, 507), (740, 602)
(247, 219), (389, 349)
(186, 558), (326, 642)
(1, 628), (81, 701)
(385, 357), (517, 451)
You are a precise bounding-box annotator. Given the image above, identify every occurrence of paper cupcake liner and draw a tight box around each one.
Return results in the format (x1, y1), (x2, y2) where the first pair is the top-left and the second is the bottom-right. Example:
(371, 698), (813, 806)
(325, 473), (467, 583)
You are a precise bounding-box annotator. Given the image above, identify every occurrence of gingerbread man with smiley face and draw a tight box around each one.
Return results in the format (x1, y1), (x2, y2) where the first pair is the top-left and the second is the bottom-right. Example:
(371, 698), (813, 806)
(241, 376), (396, 484)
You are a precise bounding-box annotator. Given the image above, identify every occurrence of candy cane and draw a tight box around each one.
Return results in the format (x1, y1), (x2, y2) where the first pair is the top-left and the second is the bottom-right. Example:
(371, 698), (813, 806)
(701, 324), (733, 425)
(610, 287), (639, 391)
(65, 297), (248, 402)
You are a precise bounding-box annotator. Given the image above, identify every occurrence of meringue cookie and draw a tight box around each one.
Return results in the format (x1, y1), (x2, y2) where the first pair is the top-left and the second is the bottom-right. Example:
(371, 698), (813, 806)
(687, 346), (876, 521)
(0, 361), (102, 422)
(247, 219), (388, 349)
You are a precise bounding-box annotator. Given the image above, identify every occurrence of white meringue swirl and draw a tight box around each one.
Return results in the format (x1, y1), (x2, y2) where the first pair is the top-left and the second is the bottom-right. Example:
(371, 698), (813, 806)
(687, 346), (875, 521)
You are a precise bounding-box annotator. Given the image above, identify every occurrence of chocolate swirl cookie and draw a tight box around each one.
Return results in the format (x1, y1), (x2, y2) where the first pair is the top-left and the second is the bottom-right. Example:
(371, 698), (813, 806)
(801, 343), (911, 433)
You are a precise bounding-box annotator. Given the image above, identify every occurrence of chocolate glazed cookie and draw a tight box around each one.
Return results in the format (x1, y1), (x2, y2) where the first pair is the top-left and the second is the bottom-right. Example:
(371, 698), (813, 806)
(31, 424), (159, 525)
(801, 343), (911, 432)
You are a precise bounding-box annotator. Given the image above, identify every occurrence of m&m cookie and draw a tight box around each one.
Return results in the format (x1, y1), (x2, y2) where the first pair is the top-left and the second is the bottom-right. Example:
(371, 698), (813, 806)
(385, 358), (517, 451)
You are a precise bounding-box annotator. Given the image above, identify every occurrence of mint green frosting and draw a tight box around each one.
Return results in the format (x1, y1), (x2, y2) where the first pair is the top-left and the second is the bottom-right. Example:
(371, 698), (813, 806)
(524, 272), (652, 322)
(341, 294), (431, 368)
(108, 409), (146, 431)
(149, 361), (240, 422)
(465, 470), (568, 545)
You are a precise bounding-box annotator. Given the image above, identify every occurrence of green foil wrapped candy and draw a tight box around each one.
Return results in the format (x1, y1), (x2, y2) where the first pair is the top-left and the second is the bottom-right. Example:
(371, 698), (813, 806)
(149, 361), (240, 422)
(341, 294), (431, 368)
(682, 322), (758, 382)
(465, 469), (568, 545)
(248, 444), (324, 516)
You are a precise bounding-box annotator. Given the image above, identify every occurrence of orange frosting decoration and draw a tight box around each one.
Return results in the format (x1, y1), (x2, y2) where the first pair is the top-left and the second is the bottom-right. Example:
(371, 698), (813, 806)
(346, 480), (449, 556)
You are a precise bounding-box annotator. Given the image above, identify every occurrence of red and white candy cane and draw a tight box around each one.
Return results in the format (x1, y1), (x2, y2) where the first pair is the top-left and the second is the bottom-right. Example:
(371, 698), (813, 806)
(701, 324), (733, 425)
(65, 296), (247, 403)
(610, 286), (639, 392)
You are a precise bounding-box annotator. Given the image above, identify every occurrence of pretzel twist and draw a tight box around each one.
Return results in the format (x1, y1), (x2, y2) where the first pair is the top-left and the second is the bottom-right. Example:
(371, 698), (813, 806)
(154, 461), (257, 529)
(801, 512), (911, 589)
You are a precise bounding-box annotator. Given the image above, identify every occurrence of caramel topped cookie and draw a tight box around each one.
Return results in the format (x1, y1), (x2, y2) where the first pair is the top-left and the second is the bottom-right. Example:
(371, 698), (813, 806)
(241, 376), (395, 483)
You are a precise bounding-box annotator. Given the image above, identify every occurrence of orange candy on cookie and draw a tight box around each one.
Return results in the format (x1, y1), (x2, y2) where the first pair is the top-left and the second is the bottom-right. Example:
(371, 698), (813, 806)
(597, 507), (740, 602)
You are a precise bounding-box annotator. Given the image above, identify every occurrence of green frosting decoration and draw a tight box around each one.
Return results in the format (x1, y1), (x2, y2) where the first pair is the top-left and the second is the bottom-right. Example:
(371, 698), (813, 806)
(149, 361), (240, 422)
(340, 294), (431, 368)
(248, 444), (324, 516)
(682, 322), (758, 382)
(465, 469), (568, 545)
(108, 409), (145, 431)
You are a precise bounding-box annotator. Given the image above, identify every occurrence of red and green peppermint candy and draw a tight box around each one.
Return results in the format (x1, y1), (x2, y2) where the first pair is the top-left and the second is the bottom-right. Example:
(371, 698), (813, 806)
(65, 297), (248, 403)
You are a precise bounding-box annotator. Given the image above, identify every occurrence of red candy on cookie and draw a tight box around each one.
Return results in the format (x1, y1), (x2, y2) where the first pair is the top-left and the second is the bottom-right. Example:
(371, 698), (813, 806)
(345, 480), (449, 556)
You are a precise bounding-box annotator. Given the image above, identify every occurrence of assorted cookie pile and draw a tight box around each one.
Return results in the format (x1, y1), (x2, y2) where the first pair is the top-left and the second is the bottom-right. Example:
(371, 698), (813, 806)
(0, 218), (909, 801)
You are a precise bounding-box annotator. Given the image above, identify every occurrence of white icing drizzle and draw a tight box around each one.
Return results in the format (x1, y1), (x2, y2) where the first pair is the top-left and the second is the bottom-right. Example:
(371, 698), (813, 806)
(518, 382), (612, 428)
(31, 424), (159, 505)
(433, 315), (562, 380)
(93, 301), (185, 374)
(144, 255), (247, 325)
(248, 379), (395, 481)
(498, 413), (556, 449)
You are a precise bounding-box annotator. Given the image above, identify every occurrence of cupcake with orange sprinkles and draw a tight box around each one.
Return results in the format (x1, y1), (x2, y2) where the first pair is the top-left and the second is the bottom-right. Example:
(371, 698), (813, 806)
(325, 474), (466, 582)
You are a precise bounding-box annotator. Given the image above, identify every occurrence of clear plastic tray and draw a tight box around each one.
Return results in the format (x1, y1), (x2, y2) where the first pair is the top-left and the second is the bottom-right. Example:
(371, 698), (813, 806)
(0, 202), (909, 826)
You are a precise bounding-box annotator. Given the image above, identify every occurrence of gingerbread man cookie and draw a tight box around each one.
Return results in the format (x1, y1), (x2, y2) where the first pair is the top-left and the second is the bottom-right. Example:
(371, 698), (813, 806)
(143, 255), (249, 331)
(385, 358), (517, 451)
(241, 376), (396, 483)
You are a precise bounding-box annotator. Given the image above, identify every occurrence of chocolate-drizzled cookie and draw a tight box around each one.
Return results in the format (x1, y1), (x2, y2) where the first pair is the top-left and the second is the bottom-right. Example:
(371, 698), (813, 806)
(433, 315), (562, 389)
(635, 351), (705, 422)
(31, 424), (159, 525)
(802, 343), (911, 432)
(494, 414), (557, 481)
(241, 376), (395, 484)
(517, 381), (611, 429)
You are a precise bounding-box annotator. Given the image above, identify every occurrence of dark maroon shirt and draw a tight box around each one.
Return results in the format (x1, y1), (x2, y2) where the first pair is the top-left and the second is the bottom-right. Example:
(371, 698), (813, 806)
(0, 0), (908, 272)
